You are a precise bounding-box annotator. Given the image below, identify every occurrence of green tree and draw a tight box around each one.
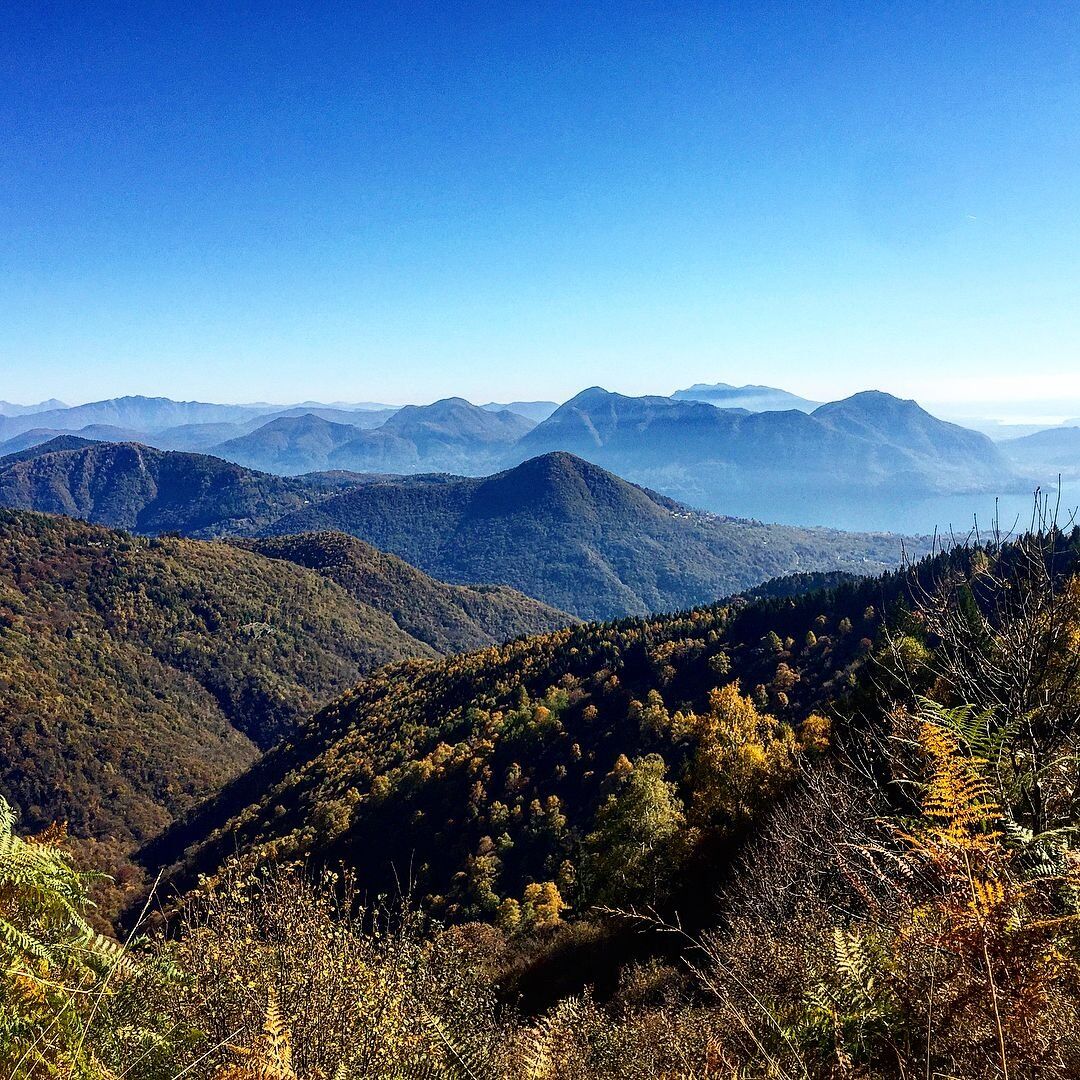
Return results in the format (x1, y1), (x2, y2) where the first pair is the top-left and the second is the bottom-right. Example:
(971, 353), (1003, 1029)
(583, 754), (686, 907)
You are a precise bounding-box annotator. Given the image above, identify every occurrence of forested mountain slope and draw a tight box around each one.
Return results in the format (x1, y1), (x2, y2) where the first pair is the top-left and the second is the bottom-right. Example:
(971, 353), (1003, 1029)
(0, 441), (322, 536)
(144, 526), (1080, 1051)
(234, 532), (571, 654)
(143, 547), (931, 914)
(0, 511), (568, 851)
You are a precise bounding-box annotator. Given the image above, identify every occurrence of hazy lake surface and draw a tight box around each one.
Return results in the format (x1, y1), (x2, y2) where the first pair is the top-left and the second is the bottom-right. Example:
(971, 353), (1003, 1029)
(711, 483), (1080, 537)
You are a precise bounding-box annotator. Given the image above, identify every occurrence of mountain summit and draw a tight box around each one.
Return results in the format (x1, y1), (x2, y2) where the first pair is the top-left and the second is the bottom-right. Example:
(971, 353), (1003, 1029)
(672, 382), (821, 412)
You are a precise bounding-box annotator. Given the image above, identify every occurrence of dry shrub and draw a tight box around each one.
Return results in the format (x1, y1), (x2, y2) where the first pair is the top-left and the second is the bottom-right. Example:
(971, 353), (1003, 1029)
(140, 863), (722, 1079)
(161, 862), (509, 1078)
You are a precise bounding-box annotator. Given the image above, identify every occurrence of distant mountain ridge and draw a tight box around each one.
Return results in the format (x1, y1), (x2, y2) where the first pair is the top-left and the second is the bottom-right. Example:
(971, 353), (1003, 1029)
(0, 396), (274, 439)
(514, 387), (1014, 510)
(206, 399), (535, 475)
(0, 398), (67, 416)
(0, 395), (401, 448)
(672, 382), (821, 412)
(999, 426), (1080, 480)
(328, 398), (535, 474)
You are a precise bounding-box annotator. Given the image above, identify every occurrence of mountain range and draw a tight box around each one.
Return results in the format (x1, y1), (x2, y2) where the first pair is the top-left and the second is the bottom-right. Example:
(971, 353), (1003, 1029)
(0, 396), (273, 438)
(0, 396), (399, 450)
(0, 440), (920, 620)
(213, 398), (536, 475)
(0, 387), (1040, 533)
(0, 398), (67, 416)
(515, 388), (1013, 505)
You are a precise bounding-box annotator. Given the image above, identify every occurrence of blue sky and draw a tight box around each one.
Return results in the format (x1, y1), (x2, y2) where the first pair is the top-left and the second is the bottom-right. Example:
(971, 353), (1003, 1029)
(1, 2), (1078, 413)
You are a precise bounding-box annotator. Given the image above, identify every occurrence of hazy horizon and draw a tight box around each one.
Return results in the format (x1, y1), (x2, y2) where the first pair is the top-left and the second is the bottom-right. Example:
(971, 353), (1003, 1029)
(4, 384), (1080, 427)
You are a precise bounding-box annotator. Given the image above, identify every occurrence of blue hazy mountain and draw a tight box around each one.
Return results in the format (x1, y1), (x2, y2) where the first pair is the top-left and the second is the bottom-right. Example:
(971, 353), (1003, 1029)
(0, 399), (67, 417)
(481, 400), (560, 422)
(325, 398), (536, 475)
(211, 414), (374, 474)
(0, 396), (401, 446)
(209, 399), (533, 475)
(672, 382), (821, 412)
(999, 425), (1080, 480)
(0, 425), (148, 456)
(513, 387), (1015, 510)
(0, 396), (278, 441)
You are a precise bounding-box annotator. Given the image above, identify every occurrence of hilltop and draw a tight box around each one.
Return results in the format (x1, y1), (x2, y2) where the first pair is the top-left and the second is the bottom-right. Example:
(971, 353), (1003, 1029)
(672, 381), (821, 412)
(0, 441), (321, 535)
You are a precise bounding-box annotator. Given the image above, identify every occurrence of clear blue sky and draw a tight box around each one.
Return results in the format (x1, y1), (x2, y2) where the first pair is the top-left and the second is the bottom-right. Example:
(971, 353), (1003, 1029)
(1, 2), (1078, 413)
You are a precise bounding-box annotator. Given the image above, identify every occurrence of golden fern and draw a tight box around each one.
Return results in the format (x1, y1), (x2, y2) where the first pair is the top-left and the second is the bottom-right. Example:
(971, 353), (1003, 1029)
(900, 710), (1002, 868)
(215, 990), (298, 1080)
(520, 997), (585, 1080)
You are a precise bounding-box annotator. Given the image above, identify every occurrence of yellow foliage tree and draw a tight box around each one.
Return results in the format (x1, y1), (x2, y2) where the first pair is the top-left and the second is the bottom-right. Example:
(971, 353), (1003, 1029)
(685, 682), (798, 827)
